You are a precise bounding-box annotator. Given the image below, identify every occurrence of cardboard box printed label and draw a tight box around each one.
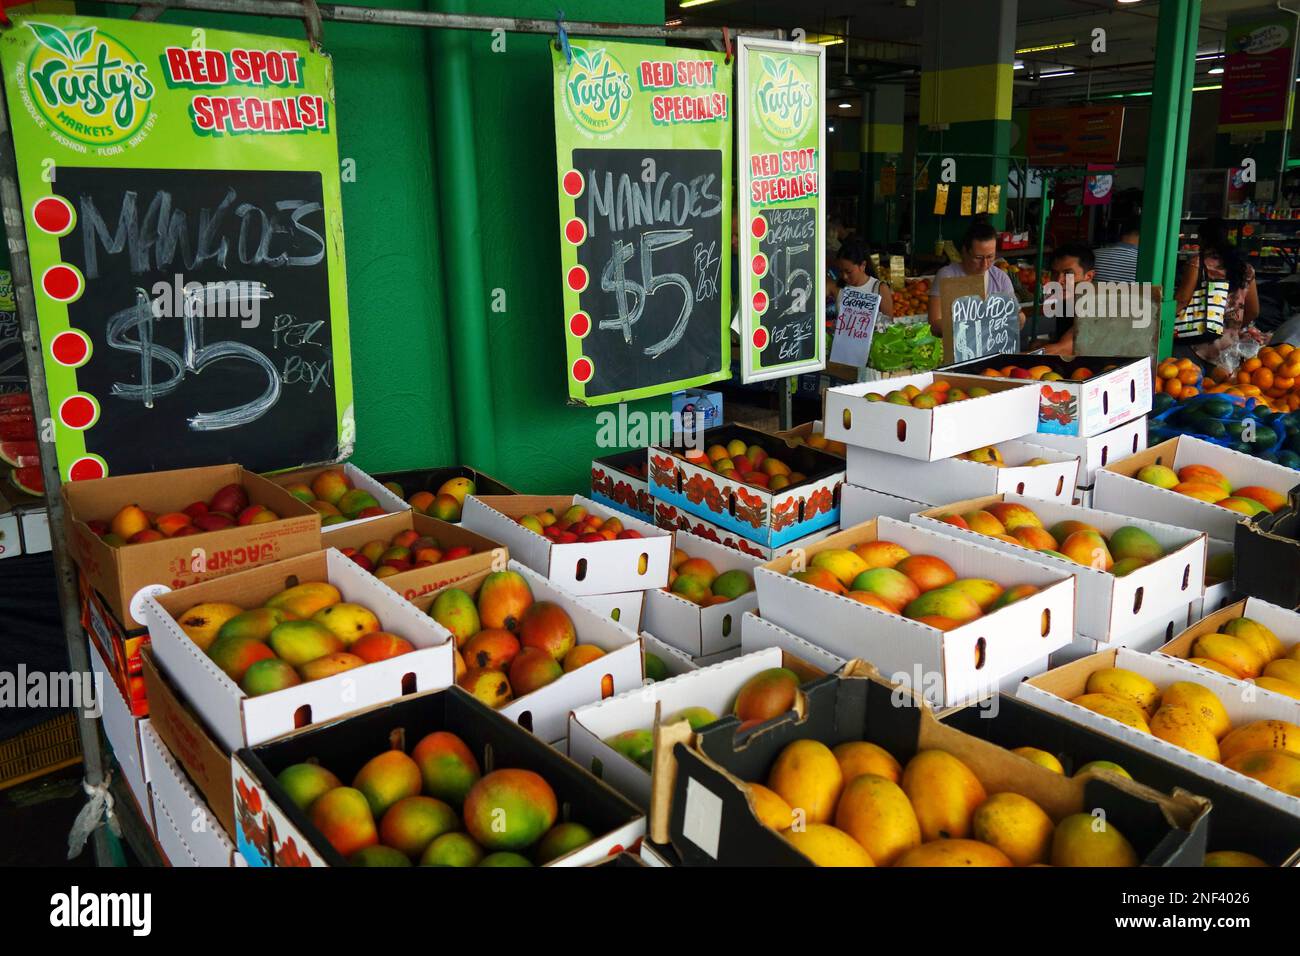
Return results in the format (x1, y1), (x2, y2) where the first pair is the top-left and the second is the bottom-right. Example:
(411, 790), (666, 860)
(913, 493), (1206, 642)
(824, 372), (1040, 462)
(79, 571), (150, 716)
(87, 637), (152, 828)
(590, 449), (654, 521)
(1026, 415), (1147, 488)
(1019, 646), (1300, 817)
(413, 560), (643, 746)
(1094, 435), (1300, 542)
(143, 548), (457, 751)
(646, 423), (844, 550)
(463, 494), (671, 597)
(321, 509), (503, 602)
(652, 499), (837, 561)
(63, 464), (322, 630)
(942, 354), (1152, 438)
(1159, 597), (1300, 705)
(268, 461), (410, 530)
(755, 516), (1075, 707)
(846, 438), (1080, 506)
(644, 529), (763, 658)
(669, 664), (1207, 866)
(231, 685), (644, 867)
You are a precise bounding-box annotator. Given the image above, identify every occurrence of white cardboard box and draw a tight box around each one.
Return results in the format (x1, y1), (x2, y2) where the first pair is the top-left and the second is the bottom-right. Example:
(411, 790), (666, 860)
(1159, 596), (1300, 706)
(568, 647), (784, 811)
(0, 508), (21, 559)
(493, 562), (644, 745)
(754, 516), (1076, 706)
(1027, 416), (1148, 487)
(847, 439), (1080, 505)
(913, 494), (1206, 641)
(642, 633), (699, 679)
(269, 462), (409, 531)
(740, 611), (849, 674)
(143, 549), (457, 751)
(1018, 646), (1300, 817)
(576, 590), (645, 633)
(691, 647), (743, 667)
(463, 494), (672, 596)
(20, 507), (51, 553)
(1093, 435), (1300, 542)
(652, 501), (838, 560)
(89, 637), (151, 827)
(1048, 602), (1193, 668)
(840, 484), (930, 526)
(643, 530), (763, 657)
(824, 372), (1040, 461)
(141, 722), (236, 867)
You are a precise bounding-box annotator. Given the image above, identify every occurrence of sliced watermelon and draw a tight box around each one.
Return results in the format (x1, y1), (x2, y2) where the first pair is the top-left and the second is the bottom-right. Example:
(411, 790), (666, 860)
(0, 419), (35, 441)
(0, 440), (37, 467)
(10, 466), (43, 496)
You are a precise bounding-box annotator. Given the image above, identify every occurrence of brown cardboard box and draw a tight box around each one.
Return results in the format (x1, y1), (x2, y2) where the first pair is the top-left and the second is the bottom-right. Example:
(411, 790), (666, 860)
(63, 464), (321, 629)
(322, 510), (504, 602)
(79, 571), (149, 716)
(141, 648), (235, 837)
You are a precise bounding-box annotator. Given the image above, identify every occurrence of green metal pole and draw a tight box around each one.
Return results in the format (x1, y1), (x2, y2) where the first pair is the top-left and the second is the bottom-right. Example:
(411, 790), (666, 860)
(430, 0), (498, 472)
(1138, 0), (1199, 361)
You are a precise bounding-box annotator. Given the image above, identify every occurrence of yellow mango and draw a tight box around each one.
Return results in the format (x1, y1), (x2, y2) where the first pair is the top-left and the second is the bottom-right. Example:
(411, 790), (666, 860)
(782, 824), (874, 866)
(1160, 682), (1231, 740)
(1085, 667), (1160, 715)
(971, 792), (1054, 867)
(1254, 677), (1300, 701)
(833, 774), (921, 866)
(1051, 812), (1138, 867)
(1187, 657), (1240, 679)
(266, 581), (343, 618)
(1149, 706), (1221, 761)
(895, 838), (1012, 867)
(1070, 693), (1151, 733)
(1222, 618), (1285, 663)
(901, 750), (987, 842)
(1012, 747), (1064, 773)
(1220, 720), (1300, 763)
(746, 784), (795, 831)
(1191, 633), (1265, 679)
(767, 740), (843, 825)
(832, 740), (901, 784)
(1224, 749), (1300, 797)
(1204, 850), (1269, 867)
(1263, 658), (1300, 688)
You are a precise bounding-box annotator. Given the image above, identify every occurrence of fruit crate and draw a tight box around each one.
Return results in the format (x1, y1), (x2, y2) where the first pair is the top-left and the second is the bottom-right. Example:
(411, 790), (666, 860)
(647, 423), (845, 549)
(1235, 488), (1300, 609)
(941, 354), (1152, 438)
(1024, 415), (1148, 490)
(823, 372), (1040, 462)
(267, 462), (409, 531)
(232, 684), (644, 867)
(371, 465), (518, 523)
(63, 464), (322, 630)
(0, 711), (82, 791)
(1094, 435), (1300, 542)
(1158, 597), (1300, 706)
(651, 501), (838, 561)
(643, 529), (763, 658)
(1019, 646), (1300, 817)
(590, 449), (653, 521)
(940, 693), (1300, 865)
(839, 484), (929, 526)
(668, 663), (1208, 866)
(912, 493), (1207, 643)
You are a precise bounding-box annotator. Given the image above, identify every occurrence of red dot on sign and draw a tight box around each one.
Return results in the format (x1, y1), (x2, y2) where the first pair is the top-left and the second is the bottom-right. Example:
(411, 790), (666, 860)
(33, 196), (72, 234)
(60, 395), (95, 429)
(562, 170), (584, 197)
(753, 328), (769, 349)
(751, 216), (767, 239)
(752, 254), (767, 275)
(569, 312), (591, 337)
(69, 457), (106, 481)
(567, 265), (588, 291)
(564, 218), (586, 244)
(753, 291), (769, 312)
(572, 357), (593, 383)
(51, 330), (88, 366)
(42, 265), (81, 302)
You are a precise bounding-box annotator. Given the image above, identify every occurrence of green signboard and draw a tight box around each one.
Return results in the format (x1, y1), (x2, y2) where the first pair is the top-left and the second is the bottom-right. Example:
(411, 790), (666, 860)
(737, 37), (824, 384)
(551, 40), (732, 406)
(0, 14), (352, 480)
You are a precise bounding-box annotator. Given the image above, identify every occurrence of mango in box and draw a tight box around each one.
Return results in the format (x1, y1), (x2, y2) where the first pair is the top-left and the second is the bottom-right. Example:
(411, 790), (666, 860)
(1133, 461), (1287, 514)
(664, 547), (754, 606)
(407, 477), (476, 523)
(174, 580), (415, 697)
(338, 526), (480, 579)
(91, 482), (282, 547)
(682, 440), (807, 491)
(515, 503), (643, 543)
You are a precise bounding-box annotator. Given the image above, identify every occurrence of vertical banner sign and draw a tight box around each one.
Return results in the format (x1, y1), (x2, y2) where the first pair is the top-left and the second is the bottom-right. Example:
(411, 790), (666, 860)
(0, 14), (352, 480)
(738, 37), (824, 384)
(552, 41), (732, 406)
(1219, 14), (1297, 132)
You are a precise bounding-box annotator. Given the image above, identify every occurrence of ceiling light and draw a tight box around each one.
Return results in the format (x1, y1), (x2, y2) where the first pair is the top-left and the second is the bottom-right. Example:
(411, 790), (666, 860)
(1209, 66), (1224, 75)
(828, 125), (836, 132)
(665, 18), (683, 27)
(1117, 0), (1143, 5)
(815, 36), (845, 46)
(838, 102), (852, 108)
(1039, 70), (1076, 78)
(679, 0), (718, 8)
(1016, 40), (1075, 54)
(1013, 61), (1025, 70)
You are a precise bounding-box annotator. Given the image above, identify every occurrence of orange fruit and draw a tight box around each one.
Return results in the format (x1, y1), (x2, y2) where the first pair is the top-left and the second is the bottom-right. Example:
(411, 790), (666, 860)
(1158, 364), (1179, 380)
(1178, 368), (1200, 385)
(1181, 386), (1199, 398)
(1262, 349), (1283, 370)
(1253, 368), (1274, 390)
(1165, 381), (1183, 399)
(1244, 357), (1262, 373)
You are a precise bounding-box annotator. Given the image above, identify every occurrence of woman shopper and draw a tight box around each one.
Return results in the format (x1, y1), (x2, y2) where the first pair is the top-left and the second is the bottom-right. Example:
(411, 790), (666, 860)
(1173, 217), (1262, 366)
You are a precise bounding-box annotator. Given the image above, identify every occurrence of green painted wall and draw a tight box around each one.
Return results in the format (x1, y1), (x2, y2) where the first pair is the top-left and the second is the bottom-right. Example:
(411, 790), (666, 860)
(90, 0), (667, 493)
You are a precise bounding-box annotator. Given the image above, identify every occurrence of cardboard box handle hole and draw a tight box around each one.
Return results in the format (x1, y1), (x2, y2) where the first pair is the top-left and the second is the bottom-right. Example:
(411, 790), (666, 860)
(402, 672), (418, 695)
(576, 557), (588, 581)
(1181, 565), (1190, 590)
(1040, 608), (1051, 637)
(1101, 446), (1110, 466)
(517, 711), (533, 733)
(1016, 482), (1026, 495)
(589, 756), (604, 779)
(722, 614), (732, 637)
(294, 704), (312, 730)
(1103, 391), (1110, 415)
(842, 408), (852, 430)
(1132, 586), (1144, 614)
(973, 637), (986, 670)
(1054, 477), (1064, 497)
(610, 607), (621, 622)
(601, 674), (615, 698)
(896, 419), (907, 443)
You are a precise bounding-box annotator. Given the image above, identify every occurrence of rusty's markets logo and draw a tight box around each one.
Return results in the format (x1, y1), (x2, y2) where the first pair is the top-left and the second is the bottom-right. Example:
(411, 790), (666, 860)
(754, 54), (814, 144)
(565, 46), (632, 134)
(23, 22), (155, 146)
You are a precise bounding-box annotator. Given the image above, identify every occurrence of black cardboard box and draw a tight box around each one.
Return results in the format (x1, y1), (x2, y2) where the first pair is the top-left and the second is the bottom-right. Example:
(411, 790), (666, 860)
(1235, 485), (1300, 610)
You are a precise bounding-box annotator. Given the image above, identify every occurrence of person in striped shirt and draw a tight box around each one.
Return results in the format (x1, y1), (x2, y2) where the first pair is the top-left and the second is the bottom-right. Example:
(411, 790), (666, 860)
(1093, 217), (1141, 283)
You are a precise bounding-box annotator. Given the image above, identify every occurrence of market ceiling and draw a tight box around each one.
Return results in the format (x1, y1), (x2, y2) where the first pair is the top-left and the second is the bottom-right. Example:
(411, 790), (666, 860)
(665, 0), (1283, 107)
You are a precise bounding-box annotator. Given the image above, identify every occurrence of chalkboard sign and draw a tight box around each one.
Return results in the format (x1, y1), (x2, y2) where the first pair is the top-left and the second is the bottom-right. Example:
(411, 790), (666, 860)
(738, 37), (826, 383)
(939, 272), (1021, 364)
(0, 15), (351, 482)
(553, 41), (733, 405)
(569, 147), (726, 399)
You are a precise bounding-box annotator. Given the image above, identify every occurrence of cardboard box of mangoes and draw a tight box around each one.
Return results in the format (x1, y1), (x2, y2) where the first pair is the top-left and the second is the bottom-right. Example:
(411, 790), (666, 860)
(231, 684), (644, 867)
(63, 463), (321, 630)
(644, 529), (763, 658)
(666, 662), (1208, 866)
(1159, 597), (1300, 707)
(268, 462), (409, 531)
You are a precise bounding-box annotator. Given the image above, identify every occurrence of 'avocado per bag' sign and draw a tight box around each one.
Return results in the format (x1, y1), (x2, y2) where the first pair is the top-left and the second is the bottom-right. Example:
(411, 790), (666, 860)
(0, 14), (352, 479)
(552, 41), (732, 405)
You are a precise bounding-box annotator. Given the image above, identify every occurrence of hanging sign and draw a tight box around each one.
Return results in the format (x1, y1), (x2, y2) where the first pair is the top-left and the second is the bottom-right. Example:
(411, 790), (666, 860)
(828, 287), (880, 368)
(737, 36), (825, 384)
(0, 14), (352, 481)
(551, 41), (732, 405)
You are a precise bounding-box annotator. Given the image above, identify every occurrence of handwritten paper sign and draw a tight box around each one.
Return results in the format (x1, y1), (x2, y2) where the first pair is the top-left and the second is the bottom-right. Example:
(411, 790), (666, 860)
(553, 41), (733, 404)
(737, 36), (825, 383)
(939, 272), (1020, 363)
(829, 288), (881, 368)
(0, 14), (353, 479)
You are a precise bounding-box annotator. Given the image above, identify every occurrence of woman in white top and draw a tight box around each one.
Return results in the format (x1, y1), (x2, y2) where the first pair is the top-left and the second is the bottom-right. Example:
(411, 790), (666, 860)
(833, 237), (893, 320)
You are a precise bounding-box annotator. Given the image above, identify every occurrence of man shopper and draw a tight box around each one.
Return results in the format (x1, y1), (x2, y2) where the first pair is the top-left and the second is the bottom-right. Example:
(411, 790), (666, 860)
(1041, 242), (1097, 357)
(927, 220), (1025, 336)
(1093, 217), (1140, 283)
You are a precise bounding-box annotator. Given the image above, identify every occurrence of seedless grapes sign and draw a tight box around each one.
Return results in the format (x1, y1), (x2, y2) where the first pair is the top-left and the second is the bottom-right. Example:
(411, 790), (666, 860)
(738, 37), (825, 384)
(0, 14), (353, 479)
(552, 41), (732, 405)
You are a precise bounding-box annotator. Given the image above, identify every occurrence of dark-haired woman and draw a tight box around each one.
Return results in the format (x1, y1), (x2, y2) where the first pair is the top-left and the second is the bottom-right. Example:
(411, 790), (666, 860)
(1173, 218), (1262, 365)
